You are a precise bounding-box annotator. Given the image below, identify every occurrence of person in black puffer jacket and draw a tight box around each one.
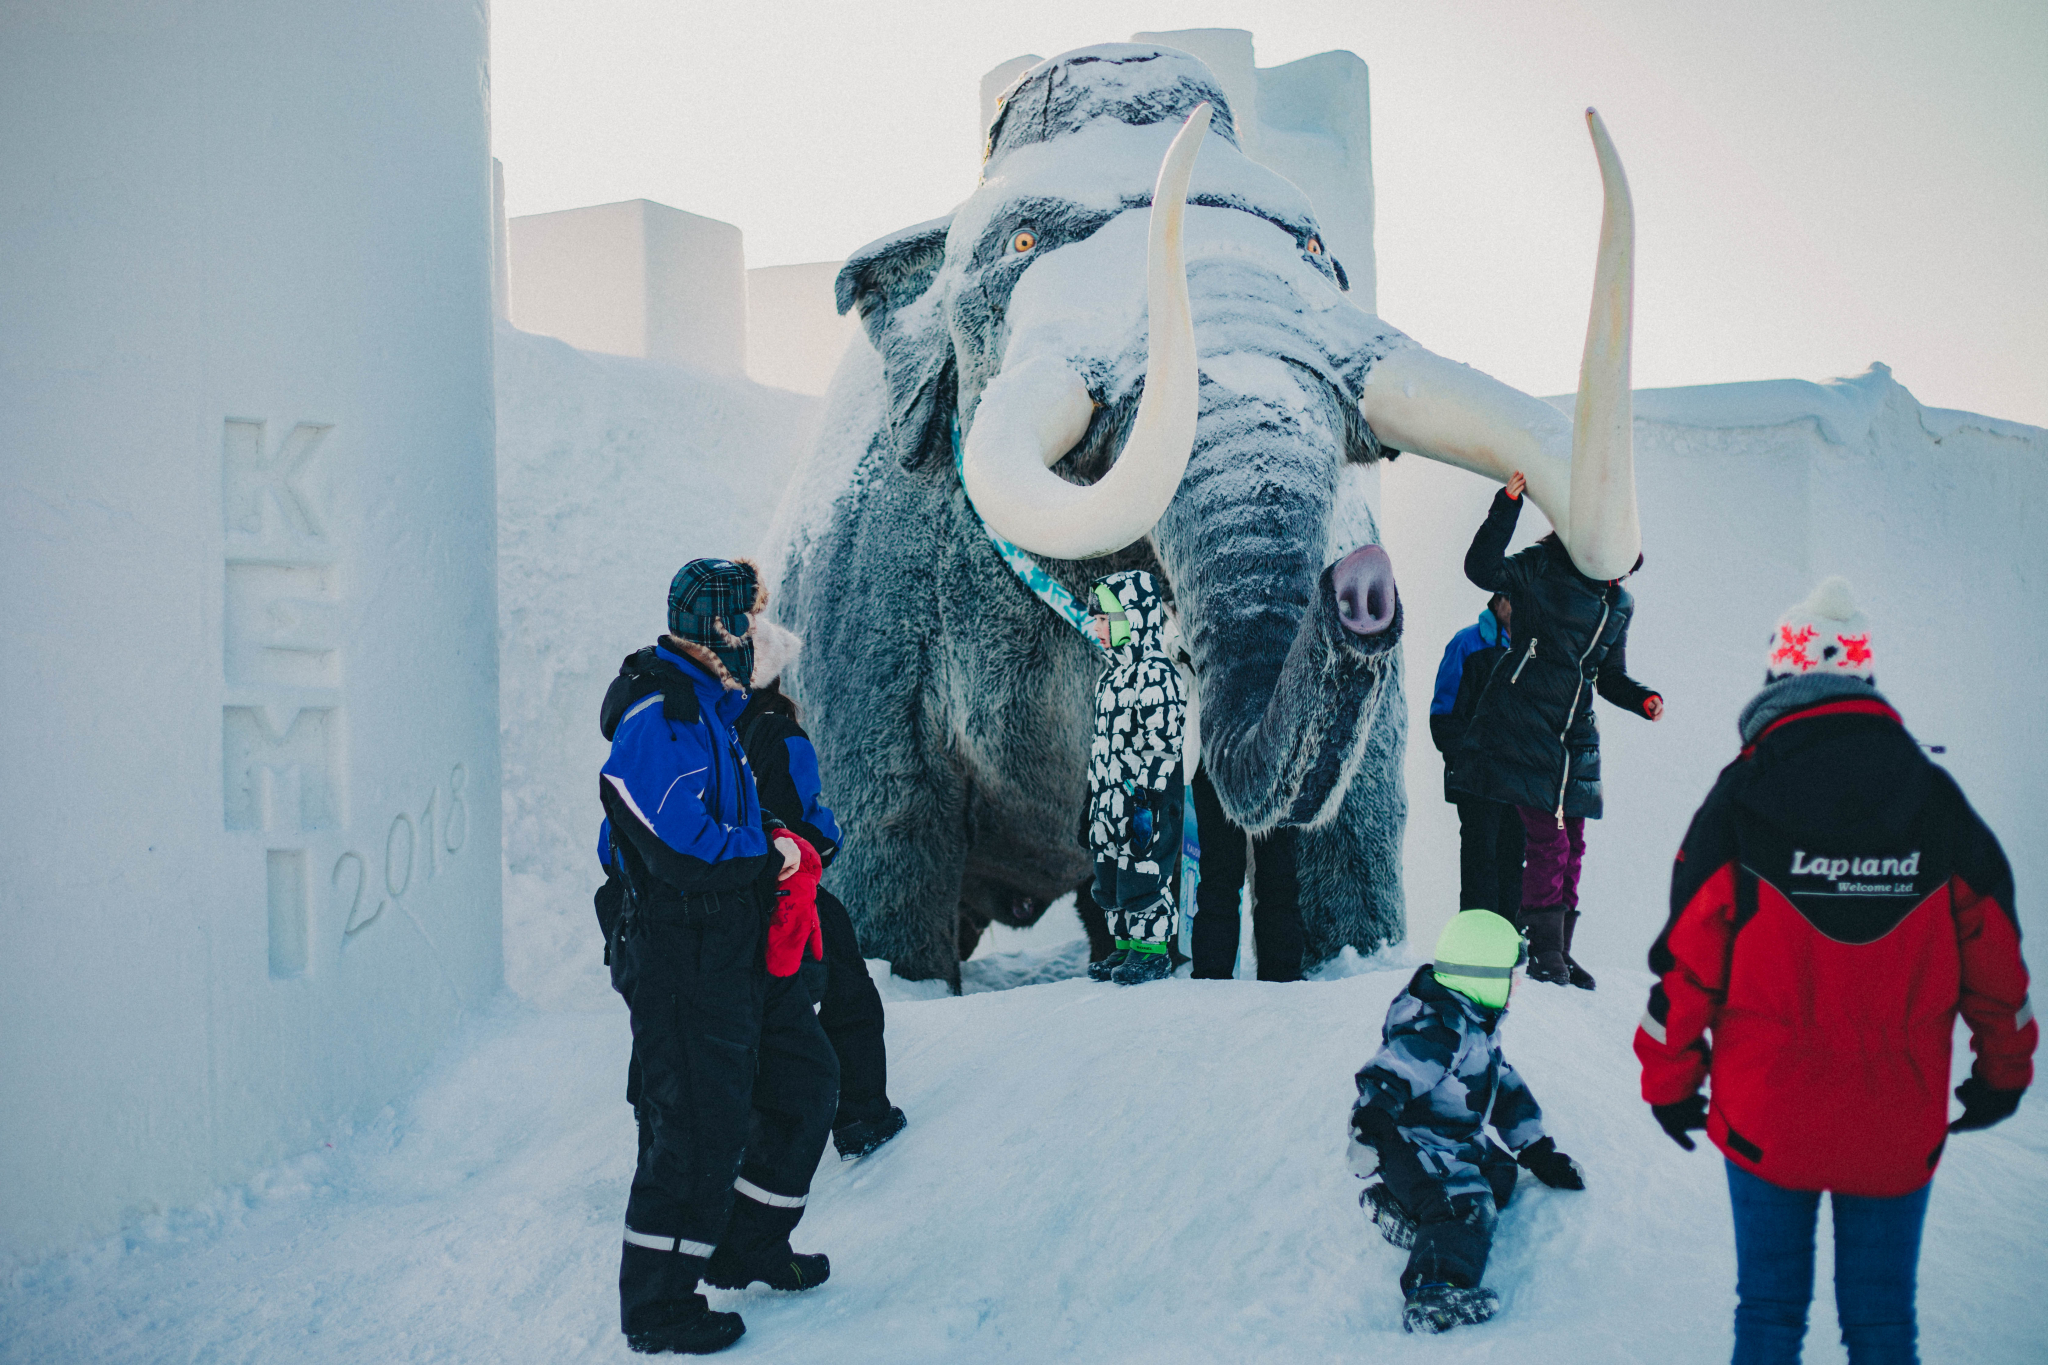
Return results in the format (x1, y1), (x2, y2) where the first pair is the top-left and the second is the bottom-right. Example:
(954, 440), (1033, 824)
(1449, 472), (1663, 989)
(735, 617), (907, 1162)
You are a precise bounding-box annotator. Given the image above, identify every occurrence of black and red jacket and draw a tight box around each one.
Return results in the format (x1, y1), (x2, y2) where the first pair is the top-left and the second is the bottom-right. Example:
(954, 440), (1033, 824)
(1635, 690), (2034, 1196)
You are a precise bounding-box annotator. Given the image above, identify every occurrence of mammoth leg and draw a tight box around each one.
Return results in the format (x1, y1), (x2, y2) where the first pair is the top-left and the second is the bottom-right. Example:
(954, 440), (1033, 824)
(822, 723), (970, 991)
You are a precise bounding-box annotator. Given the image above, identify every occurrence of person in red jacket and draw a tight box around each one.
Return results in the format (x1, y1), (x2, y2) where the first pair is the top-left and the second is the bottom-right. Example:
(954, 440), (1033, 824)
(1635, 577), (2034, 1365)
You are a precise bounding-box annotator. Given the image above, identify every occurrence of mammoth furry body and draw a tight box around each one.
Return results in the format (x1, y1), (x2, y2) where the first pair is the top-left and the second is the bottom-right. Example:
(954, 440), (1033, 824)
(764, 45), (1411, 986)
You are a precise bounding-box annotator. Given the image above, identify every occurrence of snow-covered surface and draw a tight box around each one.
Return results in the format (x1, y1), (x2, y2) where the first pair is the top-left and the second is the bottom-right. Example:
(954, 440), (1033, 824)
(0, 1), (500, 1264)
(6, 966), (2042, 1363)
(494, 323), (820, 1010)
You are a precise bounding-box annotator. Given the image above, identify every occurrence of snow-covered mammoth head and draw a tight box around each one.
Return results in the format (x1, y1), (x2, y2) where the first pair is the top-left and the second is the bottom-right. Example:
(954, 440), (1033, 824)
(835, 43), (1640, 827)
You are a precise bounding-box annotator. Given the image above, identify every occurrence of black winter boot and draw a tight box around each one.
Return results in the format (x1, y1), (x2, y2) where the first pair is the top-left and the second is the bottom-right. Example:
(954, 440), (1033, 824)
(1361, 1182), (1418, 1249)
(1522, 908), (1571, 986)
(833, 1106), (907, 1161)
(1087, 949), (1130, 983)
(1111, 948), (1174, 985)
(703, 1246), (830, 1292)
(1403, 1283), (1500, 1334)
(625, 1294), (746, 1355)
(1562, 910), (1596, 990)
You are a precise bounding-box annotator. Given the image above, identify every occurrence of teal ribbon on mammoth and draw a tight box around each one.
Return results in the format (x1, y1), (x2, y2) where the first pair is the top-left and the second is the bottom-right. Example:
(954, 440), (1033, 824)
(950, 410), (1104, 650)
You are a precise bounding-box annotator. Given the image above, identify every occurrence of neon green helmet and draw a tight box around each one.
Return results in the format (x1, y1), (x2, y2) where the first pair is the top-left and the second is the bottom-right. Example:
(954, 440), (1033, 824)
(1432, 909), (1526, 1009)
(1092, 582), (1131, 647)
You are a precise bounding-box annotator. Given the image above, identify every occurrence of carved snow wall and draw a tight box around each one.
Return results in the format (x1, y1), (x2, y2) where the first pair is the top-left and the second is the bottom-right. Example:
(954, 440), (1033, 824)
(0, 1), (502, 1262)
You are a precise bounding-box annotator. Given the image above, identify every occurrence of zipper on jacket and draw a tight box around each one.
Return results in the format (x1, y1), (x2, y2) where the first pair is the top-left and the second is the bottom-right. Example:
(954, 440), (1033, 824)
(1553, 597), (1613, 826)
(1510, 637), (1538, 683)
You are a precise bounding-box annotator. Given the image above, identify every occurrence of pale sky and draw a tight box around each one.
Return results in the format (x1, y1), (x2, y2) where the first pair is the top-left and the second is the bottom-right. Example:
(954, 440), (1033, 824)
(491, 0), (2048, 426)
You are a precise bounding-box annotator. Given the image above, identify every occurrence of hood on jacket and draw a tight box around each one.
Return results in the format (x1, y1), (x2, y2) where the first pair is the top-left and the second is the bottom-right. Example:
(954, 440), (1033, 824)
(1091, 569), (1171, 661)
(1475, 606), (1506, 648)
(1730, 681), (1929, 849)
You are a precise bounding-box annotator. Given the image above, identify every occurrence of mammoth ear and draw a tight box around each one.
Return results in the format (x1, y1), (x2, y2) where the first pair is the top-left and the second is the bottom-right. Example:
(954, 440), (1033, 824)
(837, 218), (958, 473)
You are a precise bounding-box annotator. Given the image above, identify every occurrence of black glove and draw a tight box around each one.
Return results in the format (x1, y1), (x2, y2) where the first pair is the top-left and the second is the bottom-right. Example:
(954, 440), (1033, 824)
(1652, 1094), (1709, 1151)
(1351, 1104), (1399, 1149)
(1950, 1075), (2024, 1133)
(1515, 1136), (1586, 1190)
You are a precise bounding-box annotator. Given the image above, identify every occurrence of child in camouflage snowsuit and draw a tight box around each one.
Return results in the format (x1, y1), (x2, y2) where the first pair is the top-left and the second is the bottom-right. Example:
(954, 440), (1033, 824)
(1349, 910), (1587, 1333)
(1083, 569), (1186, 987)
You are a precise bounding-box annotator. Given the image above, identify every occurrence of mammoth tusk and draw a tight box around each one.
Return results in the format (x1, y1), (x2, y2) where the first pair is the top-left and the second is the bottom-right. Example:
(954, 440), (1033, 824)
(1359, 109), (1641, 580)
(1566, 108), (1640, 580)
(961, 103), (1211, 560)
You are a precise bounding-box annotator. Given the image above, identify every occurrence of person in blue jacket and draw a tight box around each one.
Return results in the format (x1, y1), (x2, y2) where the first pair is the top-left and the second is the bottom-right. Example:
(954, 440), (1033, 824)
(1429, 594), (1523, 922)
(595, 558), (839, 1357)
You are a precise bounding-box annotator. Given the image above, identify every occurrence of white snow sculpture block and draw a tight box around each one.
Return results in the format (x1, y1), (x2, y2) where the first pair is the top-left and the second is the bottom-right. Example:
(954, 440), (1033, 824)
(1384, 365), (2048, 957)
(509, 199), (748, 375)
(985, 32), (1374, 309)
(0, 0), (500, 1262)
(747, 262), (866, 396)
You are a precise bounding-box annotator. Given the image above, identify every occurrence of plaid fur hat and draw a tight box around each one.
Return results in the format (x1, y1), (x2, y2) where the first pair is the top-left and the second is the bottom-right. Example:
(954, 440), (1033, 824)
(667, 558), (765, 686)
(1766, 575), (1874, 682)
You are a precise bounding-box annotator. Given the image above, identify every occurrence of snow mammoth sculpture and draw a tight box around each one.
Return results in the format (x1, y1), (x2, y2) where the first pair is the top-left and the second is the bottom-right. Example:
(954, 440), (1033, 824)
(767, 44), (1639, 986)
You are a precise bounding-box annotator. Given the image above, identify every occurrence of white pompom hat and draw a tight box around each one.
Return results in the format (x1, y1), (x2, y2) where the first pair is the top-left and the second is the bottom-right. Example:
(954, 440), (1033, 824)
(750, 615), (804, 689)
(1766, 576), (1874, 681)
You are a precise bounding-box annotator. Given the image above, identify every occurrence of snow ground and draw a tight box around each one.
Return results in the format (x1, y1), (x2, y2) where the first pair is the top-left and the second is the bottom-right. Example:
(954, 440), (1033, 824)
(6, 948), (2044, 1363)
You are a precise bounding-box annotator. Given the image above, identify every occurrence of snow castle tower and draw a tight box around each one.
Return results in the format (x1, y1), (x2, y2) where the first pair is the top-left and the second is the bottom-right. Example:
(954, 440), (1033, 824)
(0, 3), (501, 1261)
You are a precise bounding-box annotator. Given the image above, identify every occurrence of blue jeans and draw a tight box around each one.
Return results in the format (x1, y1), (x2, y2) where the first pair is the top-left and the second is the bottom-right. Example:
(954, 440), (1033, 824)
(1725, 1160), (1930, 1365)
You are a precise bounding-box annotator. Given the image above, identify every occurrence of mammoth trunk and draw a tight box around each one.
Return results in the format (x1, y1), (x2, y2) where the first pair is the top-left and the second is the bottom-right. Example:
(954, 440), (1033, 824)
(1155, 377), (1401, 834)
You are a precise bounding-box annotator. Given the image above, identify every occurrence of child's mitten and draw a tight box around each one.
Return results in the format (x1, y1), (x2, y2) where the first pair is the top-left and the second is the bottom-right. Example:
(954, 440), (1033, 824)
(1516, 1136), (1586, 1190)
(765, 835), (824, 977)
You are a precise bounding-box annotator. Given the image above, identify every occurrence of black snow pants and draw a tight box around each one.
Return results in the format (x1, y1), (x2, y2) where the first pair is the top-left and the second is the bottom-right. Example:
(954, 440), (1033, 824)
(1453, 794), (1525, 921)
(1188, 766), (1305, 981)
(1377, 1129), (1518, 1293)
(814, 886), (891, 1130)
(612, 885), (839, 1335)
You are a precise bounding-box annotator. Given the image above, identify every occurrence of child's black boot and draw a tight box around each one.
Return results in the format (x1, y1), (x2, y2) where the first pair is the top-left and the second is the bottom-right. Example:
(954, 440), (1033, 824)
(1402, 1282), (1499, 1334)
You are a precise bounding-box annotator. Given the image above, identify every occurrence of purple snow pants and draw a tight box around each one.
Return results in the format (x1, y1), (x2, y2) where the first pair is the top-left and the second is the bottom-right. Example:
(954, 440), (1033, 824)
(1516, 807), (1586, 911)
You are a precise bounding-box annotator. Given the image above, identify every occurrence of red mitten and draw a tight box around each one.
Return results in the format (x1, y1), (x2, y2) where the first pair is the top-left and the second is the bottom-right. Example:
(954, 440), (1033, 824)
(765, 835), (824, 977)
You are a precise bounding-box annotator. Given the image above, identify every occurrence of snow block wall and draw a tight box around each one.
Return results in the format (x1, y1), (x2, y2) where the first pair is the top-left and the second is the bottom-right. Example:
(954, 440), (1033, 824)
(1384, 365), (2048, 966)
(494, 325), (819, 1009)
(0, 2), (501, 1262)
(508, 199), (749, 375)
(991, 30), (1376, 310)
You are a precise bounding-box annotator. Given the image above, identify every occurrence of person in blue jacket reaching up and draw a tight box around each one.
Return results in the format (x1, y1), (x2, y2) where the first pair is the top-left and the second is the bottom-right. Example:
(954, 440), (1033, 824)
(1429, 594), (1523, 923)
(595, 558), (836, 1357)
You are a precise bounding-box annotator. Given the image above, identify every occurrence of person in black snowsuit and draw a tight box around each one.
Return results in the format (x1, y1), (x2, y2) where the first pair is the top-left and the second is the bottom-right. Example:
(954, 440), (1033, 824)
(1449, 472), (1663, 988)
(1429, 596), (1523, 921)
(594, 558), (838, 1356)
(1187, 766), (1305, 981)
(735, 617), (907, 1162)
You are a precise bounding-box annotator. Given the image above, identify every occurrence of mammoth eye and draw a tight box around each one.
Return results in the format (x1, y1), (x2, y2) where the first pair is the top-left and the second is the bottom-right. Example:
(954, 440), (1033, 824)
(1305, 236), (1323, 255)
(1011, 230), (1037, 254)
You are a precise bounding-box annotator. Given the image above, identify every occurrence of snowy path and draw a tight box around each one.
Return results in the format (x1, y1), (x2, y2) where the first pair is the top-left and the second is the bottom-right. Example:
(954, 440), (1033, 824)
(6, 958), (2046, 1363)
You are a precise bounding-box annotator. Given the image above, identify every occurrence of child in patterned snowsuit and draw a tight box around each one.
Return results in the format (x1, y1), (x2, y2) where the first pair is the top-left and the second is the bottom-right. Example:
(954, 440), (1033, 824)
(1083, 569), (1186, 987)
(1350, 909), (1587, 1333)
